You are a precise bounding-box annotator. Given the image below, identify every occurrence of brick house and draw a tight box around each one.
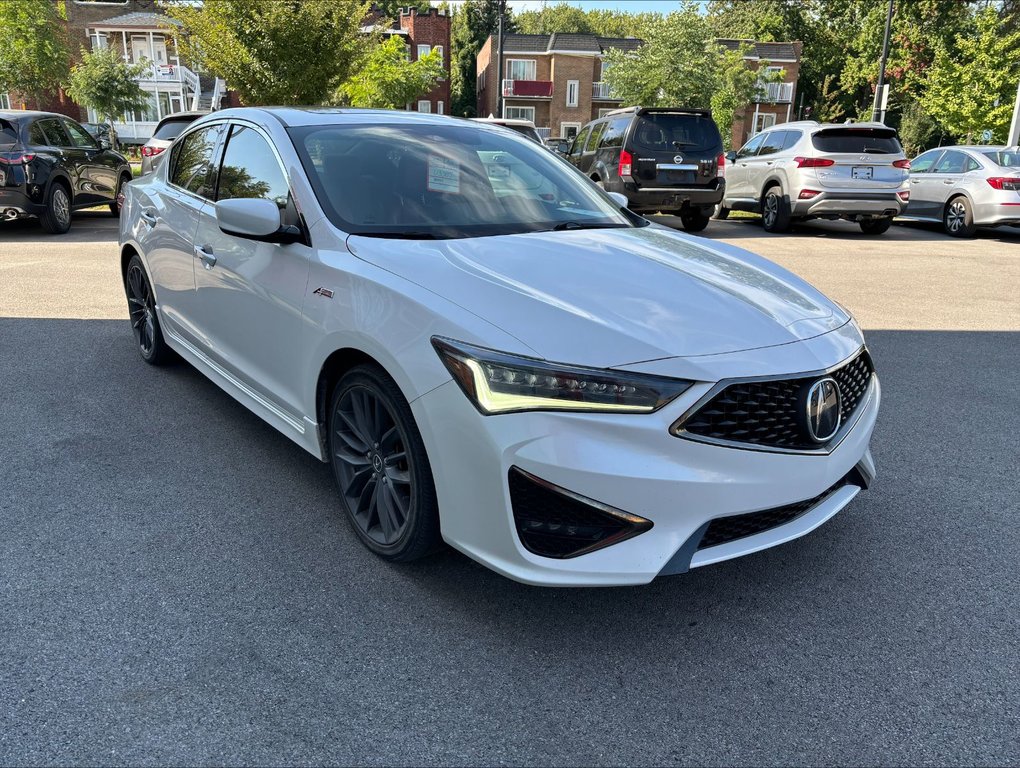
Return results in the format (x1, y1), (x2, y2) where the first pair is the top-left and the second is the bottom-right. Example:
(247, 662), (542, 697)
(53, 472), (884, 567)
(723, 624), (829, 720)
(476, 33), (801, 144)
(364, 5), (451, 114)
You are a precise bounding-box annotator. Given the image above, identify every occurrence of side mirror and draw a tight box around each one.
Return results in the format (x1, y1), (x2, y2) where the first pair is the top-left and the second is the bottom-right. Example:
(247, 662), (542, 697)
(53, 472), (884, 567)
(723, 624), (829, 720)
(215, 198), (302, 244)
(98, 137), (112, 150)
(725, 150), (737, 163)
(607, 191), (628, 208)
(557, 141), (570, 154)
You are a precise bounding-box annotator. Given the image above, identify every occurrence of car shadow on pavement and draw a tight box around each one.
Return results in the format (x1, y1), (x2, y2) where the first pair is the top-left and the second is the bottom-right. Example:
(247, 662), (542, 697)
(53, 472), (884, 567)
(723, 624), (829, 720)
(0, 210), (120, 244)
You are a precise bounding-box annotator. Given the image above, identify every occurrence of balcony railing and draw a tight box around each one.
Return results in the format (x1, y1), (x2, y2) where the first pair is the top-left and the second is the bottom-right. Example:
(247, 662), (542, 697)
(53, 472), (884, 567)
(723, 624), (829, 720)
(757, 81), (794, 103)
(592, 81), (620, 100)
(502, 78), (553, 98)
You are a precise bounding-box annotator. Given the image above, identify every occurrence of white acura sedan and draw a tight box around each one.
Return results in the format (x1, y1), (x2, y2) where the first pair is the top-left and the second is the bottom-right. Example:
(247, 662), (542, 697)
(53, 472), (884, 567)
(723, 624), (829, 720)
(119, 108), (879, 587)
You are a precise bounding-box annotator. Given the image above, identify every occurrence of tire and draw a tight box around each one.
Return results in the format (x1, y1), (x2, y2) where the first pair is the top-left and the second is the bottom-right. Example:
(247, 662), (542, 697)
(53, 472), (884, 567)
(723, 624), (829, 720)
(39, 181), (72, 234)
(124, 255), (172, 365)
(859, 217), (892, 235)
(328, 364), (441, 562)
(712, 203), (730, 220)
(110, 173), (131, 217)
(679, 207), (711, 232)
(761, 186), (791, 233)
(944, 196), (977, 237)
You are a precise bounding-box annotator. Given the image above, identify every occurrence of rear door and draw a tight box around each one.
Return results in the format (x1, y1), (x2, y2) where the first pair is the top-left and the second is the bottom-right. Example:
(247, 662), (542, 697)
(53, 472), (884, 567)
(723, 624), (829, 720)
(905, 149), (944, 218)
(626, 111), (722, 191)
(809, 127), (906, 190)
(576, 120), (605, 175)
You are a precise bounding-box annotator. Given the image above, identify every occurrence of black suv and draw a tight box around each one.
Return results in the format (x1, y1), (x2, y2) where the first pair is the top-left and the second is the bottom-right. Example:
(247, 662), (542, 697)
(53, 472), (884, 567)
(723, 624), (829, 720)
(564, 106), (725, 232)
(0, 111), (132, 234)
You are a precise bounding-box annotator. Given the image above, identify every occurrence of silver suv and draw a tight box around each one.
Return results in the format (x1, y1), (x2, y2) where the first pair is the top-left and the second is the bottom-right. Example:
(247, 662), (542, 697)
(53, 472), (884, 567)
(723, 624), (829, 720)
(717, 121), (910, 234)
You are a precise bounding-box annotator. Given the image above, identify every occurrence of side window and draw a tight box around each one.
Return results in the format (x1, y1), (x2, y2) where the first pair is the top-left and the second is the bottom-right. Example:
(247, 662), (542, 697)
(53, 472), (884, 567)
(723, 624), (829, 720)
(216, 125), (290, 211)
(910, 150), (943, 174)
(599, 117), (629, 148)
(735, 133), (765, 159)
(169, 124), (224, 199)
(934, 150), (966, 174)
(782, 130), (802, 150)
(964, 156), (981, 172)
(585, 122), (605, 152)
(570, 125), (591, 157)
(63, 120), (97, 149)
(41, 119), (72, 147)
(757, 131), (787, 156)
(28, 121), (50, 146)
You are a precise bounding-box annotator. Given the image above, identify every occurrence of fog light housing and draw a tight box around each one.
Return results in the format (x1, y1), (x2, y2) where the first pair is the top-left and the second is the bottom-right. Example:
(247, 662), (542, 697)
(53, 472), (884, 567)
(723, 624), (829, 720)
(508, 467), (652, 559)
(798, 189), (821, 199)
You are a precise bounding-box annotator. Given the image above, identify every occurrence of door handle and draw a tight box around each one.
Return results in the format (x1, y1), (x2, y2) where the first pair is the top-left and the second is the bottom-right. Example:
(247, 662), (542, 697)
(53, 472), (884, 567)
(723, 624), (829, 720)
(194, 244), (216, 268)
(140, 208), (157, 225)
(942, 180), (954, 185)
(766, 161), (774, 165)
(910, 178), (920, 183)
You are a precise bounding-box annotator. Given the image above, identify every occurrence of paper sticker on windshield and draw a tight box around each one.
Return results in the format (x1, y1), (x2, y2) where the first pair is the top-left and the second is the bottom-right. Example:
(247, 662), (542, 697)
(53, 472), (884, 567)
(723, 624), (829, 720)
(428, 155), (460, 194)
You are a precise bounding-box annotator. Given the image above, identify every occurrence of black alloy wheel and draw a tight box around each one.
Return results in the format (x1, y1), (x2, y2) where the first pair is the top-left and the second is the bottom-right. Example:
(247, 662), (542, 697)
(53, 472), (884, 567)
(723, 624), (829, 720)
(679, 207), (711, 232)
(329, 366), (440, 561)
(761, 186), (790, 233)
(125, 255), (171, 365)
(40, 182), (72, 234)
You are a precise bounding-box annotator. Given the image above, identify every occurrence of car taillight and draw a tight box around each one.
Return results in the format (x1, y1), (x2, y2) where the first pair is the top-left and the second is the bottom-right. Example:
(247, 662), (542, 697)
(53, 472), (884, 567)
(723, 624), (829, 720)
(141, 146), (165, 158)
(618, 149), (632, 177)
(798, 189), (821, 199)
(717, 152), (725, 177)
(0, 152), (36, 164)
(987, 177), (1020, 191)
(897, 190), (910, 201)
(893, 159), (910, 169)
(793, 156), (835, 168)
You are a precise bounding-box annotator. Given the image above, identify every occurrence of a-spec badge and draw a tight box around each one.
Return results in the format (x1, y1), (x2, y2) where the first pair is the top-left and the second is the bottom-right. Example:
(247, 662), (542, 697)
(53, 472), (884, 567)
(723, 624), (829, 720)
(312, 287), (334, 299)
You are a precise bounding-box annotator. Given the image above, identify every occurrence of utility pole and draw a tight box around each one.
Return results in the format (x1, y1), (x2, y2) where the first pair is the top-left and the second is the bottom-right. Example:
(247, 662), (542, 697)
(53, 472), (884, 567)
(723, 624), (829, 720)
(872, 0), (894, 123)
(496, 0), (506, 119)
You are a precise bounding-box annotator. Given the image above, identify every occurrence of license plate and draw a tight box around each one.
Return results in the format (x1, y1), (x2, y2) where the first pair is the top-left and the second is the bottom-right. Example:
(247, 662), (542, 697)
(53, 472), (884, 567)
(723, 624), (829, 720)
(852, 166), (874, 180)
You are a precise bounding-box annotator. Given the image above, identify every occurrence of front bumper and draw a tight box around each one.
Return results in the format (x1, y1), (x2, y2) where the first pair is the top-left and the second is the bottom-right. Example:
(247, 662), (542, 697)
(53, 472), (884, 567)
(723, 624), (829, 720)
(792, 190), (906, 219)
(412, 335), (880, 587)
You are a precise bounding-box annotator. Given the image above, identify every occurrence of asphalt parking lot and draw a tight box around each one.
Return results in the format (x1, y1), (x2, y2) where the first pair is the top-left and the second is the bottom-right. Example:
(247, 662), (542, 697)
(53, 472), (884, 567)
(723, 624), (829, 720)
(2, 213), (1018, 765)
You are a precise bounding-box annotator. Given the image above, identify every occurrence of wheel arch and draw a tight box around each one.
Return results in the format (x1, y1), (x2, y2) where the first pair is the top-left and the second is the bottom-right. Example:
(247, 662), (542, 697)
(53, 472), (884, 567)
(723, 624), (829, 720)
(46, 171), (73, 204)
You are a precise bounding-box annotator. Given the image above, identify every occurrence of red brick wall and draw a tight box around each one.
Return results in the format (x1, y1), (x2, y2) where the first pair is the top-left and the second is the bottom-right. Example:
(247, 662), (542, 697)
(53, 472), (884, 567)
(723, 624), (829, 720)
(730, 43), (802, 149)
(400, 7), (451, 113)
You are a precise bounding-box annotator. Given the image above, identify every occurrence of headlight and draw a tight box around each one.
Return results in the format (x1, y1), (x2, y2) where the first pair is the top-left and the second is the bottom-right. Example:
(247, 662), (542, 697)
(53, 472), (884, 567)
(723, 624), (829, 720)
(432, 337), (693, 415)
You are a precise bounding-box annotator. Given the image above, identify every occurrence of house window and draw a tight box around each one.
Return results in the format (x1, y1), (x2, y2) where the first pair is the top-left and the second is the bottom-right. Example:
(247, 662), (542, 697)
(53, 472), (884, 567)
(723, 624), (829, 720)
(600, 60), (610, 80)
(477, 69), (486, 92)
(598, 108), (614, 118)
(560, 122), (581, 140)
(753, 113), (776, 134)
(417, 100), (431, 114)
(566, 80), (579, 108)
(433, 45), (443, 61)
(438, 101), (444, 115)
(417, 45), (431, 59)
(0, 93), (10, 109)
(505, 59), (536, 81)
(505, 106), (535, 122)
(88, 32), (108, 50)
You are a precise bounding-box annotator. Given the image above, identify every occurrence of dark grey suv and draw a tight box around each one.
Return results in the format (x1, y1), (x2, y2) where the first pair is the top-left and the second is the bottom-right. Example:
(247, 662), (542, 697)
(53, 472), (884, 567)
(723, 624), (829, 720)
(564, 107), (725, 232)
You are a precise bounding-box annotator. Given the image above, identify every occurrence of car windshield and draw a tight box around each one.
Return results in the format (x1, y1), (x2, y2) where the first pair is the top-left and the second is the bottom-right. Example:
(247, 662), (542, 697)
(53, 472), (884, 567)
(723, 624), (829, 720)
(153, 119), (193, 141)
(982, 150), (1020, 168)
(812, 128), (902, 154)
(630, 113), (721, 153)
(289, 122), (638, 239)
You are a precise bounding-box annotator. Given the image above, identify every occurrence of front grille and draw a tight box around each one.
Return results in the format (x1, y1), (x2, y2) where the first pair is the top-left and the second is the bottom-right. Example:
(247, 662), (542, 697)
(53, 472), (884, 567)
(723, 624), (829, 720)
(677, 351), (874, 450)
(508, 467), (652, 559)
(696, 479), (848, 551)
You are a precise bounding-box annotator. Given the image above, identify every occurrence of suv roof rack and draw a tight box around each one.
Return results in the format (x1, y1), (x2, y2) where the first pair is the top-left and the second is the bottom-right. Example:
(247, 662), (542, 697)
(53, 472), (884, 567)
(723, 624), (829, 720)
(603, 105), (712, 118)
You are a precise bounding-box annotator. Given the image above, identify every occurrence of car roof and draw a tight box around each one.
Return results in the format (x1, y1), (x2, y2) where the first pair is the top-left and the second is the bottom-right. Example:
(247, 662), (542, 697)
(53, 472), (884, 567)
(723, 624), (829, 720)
(927, 145), (1010, 152)
(156, 111), (208, 123)
(471, 117), (537, 128)
(203, 106), (464, 130)
(0, 110), (69, 122)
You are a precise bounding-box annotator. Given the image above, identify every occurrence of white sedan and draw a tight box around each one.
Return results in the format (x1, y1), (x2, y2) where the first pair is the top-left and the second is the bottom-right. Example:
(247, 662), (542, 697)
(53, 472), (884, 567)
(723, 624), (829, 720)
(119, 108), (880, 587)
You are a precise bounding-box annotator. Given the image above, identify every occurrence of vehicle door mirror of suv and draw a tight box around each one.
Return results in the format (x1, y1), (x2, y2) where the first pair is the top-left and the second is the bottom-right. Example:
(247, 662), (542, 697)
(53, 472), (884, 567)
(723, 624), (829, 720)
(97, 137), (112, 150)
(725, 150), (737, 163)
(215, 198), (302, 244)
(557, 140), (570, 154)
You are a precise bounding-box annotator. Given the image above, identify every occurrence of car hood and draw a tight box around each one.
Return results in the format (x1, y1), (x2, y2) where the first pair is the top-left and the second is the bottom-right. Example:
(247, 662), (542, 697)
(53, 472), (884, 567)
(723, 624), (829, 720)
(347, 225), (848, 368)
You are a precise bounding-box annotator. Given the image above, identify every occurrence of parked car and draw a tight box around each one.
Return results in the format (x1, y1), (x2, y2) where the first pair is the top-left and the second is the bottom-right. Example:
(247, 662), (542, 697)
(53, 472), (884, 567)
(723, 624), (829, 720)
(470, 116), (544, 144)
(718, 120), (910, 234)
(120, 107), (879, 586)
(564, 106), (726, 232)
(900, 145), (1020, 237)
(0, 110), (132, 234)
(140, 111), (208, 175)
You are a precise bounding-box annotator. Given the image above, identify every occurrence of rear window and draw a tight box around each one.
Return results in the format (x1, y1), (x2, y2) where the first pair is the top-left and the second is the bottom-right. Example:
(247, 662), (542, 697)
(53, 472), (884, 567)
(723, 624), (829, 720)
(811, 128), (902, 155)
(629, 113), (722, 153)
(983, 150), (1020, 168)
(153, 118), (195, 141)
(0, 119), (17, 146)
(503, 124), (542, 144)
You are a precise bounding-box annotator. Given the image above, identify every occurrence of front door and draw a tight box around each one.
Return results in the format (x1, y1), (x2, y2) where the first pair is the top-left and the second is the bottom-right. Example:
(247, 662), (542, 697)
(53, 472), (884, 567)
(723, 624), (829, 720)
(905, 149), (944, 218)
(190, 123), (311, 420)
(925, 150), (969, 216)
(62, 119), (119, 203)
(727, 132), (766, 201)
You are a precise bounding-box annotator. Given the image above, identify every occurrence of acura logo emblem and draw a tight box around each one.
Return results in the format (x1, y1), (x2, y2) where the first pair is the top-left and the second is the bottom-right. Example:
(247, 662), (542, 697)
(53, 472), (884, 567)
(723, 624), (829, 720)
(673, 154), (684, 164)
(803, 377), (842, 443)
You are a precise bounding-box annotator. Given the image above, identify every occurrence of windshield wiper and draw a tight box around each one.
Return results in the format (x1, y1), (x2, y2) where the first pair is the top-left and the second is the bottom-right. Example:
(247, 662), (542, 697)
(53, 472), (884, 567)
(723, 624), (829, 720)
(549, 221), (629, 232)
(355, 230), (441, 240)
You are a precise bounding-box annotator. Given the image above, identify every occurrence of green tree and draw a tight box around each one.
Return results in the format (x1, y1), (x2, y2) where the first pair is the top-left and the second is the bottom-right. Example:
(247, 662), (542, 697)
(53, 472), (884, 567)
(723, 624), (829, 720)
(0, 0), (71, 102)
(338, 37), (444, 109)
(165, 0), (372, 105)
(920, 6), (1020, 143)
(64, 47), (149, 149)
(450, 0), (514, 117)
(514, 3), (657, 37)
(371, 0), (431, 18)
